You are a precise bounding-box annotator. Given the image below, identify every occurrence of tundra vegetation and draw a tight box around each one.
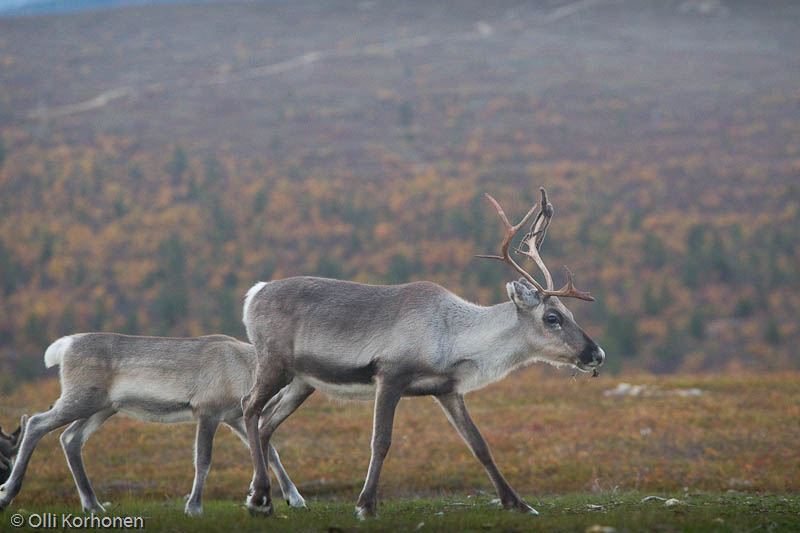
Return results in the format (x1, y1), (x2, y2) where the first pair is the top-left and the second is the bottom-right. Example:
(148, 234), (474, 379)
(1, 373), (798, 530)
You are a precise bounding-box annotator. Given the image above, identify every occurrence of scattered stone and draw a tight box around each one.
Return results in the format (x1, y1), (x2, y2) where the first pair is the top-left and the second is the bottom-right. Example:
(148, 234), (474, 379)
(664, 498), (683, 506)
(604, 383), (703, 397)
(586, 504), (605, 511)
(605, 383), (647, 396)
(640, 496), (668, 503)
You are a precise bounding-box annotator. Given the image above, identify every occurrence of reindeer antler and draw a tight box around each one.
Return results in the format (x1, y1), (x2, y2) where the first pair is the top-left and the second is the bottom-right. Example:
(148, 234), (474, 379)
(478, 188), (594, 302)
(475, 193), (547, 294)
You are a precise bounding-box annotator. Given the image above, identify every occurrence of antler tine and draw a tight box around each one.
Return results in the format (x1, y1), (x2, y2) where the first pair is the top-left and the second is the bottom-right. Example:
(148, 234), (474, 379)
(480, 188), (595, 302)
(475, 193), (547, 294)
(534, 187), (554, 250)
(548, 267), (595, 302)
(517, 187), (555, 290)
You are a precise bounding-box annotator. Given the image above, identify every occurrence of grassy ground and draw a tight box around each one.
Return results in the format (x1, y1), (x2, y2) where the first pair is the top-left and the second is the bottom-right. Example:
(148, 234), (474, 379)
(1, 371), (799, 530)
(3, 492), (799, 532)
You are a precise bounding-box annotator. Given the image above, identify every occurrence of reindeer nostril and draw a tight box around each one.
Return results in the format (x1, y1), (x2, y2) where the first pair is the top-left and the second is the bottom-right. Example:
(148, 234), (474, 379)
(594, 347), (605, 366)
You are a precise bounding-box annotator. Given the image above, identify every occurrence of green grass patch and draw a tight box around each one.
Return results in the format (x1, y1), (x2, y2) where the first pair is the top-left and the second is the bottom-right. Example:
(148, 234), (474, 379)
(3, 492), (799, 532)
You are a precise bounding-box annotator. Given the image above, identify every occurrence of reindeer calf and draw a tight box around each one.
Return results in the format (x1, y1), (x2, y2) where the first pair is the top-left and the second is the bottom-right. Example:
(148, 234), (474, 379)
(0, 333), (305, 515)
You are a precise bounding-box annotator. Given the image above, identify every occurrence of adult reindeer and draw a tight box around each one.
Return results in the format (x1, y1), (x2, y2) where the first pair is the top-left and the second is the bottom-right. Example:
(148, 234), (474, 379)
(0, 334), (305, 516)
(241, 188), (604, 518)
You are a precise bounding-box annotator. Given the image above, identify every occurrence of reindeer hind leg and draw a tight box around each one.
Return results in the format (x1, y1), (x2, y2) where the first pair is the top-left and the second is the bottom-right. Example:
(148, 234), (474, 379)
(60, 408), (116, 513)
(241, 357), (291, 517)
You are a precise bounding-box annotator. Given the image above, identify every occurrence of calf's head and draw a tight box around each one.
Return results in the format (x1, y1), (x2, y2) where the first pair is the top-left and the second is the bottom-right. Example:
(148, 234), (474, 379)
(0, 415), (27, 484)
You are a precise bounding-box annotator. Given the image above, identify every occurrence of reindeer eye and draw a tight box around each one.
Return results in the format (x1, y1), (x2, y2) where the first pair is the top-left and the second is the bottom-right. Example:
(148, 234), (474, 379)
(545, 312), (562, 327)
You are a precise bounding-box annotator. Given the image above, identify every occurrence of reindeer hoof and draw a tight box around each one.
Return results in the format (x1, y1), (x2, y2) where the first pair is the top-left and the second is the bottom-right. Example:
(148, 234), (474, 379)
(355, 505), (377, 520)
(245, 494), (273, 517)
(0, 487), (12, 511)
(82, 502), (106, 514)
(499, 496), (539, 515)
(514, 499), (539, 515)
(285, 487), (307, 509)
(184, 504), (203, 516)
(287, 497), (307, 509)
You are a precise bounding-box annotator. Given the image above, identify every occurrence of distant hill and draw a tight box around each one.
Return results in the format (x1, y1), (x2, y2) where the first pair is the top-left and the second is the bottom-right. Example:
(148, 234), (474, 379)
(0, 0), (226, 16)
(0, 0), (798, 389)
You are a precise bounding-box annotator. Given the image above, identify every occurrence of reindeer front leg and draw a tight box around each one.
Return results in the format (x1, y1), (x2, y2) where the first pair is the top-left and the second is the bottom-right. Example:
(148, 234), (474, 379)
(435, 392), (538, 515)
(355, 378), (404, 519)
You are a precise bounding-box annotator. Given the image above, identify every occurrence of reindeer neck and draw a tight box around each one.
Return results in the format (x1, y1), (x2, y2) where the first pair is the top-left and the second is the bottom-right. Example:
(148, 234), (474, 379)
(447, 300), (532, 391)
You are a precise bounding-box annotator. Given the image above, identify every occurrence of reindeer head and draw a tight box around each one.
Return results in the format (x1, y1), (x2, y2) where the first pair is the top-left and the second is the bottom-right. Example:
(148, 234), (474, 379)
(480, 188), (605, 373)
(0, 415), (27, 484)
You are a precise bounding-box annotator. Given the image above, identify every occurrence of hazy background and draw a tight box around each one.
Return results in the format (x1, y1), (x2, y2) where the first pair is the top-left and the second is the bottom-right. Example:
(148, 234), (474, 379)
(1, 0), (798, 391)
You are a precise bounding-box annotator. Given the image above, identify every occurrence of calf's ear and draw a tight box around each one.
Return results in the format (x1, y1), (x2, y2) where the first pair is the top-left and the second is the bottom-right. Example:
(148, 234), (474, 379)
(11, 414), (28, 453)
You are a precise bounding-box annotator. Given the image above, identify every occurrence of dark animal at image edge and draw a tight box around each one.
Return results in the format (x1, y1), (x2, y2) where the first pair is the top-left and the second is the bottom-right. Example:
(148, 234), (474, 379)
(0, 417), (27, 485)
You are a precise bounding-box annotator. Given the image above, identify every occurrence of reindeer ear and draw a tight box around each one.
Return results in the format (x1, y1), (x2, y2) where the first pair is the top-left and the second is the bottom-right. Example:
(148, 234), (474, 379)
(10, 415), (27, 452)
(507, 281), (541, 310)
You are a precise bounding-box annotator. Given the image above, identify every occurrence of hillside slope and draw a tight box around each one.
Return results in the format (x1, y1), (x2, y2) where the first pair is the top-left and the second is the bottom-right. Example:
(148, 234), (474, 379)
(0, 1), (798, 386)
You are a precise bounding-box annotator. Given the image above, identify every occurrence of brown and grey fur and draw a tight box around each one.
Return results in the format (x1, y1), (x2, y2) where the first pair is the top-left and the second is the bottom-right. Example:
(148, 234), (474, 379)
(0, 417), (27, 486)
(0, 334), (305, 516)
(241, 276), (604, 518)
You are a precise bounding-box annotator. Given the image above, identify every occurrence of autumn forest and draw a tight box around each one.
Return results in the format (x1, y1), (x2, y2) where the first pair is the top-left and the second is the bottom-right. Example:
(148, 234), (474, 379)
(0, 1), (798, 391)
